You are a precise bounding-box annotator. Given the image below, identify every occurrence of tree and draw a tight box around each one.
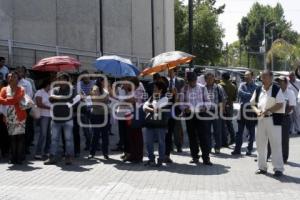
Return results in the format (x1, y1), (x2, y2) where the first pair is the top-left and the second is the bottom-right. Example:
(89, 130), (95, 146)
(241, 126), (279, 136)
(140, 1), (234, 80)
(175, 0), (187, 51)
(237, 2), (299, 69)
(174, 0), (224, 65)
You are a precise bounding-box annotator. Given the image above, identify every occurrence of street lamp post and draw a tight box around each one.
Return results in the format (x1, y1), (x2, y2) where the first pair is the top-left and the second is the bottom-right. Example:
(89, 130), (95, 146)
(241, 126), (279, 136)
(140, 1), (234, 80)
(263, 21), (276, 70)
(188, 0), (193, 68)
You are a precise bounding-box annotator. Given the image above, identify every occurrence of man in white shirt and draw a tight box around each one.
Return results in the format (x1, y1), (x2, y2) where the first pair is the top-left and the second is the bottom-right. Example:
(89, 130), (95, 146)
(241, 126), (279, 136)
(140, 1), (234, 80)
(288, 72), (300, 134)
(16, 67), (34, 98)
(277, 76), (296, 163)
(250, 70), (285, 177)
(0, 57), (9, 81)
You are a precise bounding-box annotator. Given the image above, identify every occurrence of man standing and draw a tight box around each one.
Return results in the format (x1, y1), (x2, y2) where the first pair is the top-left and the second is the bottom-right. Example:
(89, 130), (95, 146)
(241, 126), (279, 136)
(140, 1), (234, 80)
(180, 72), (212, 165)
(250, 70), (285, 177)
(44, 73), (76, 165)
(165, 68), (185, 163)
(288, 71), (300, 135)
(76, 71), (95, 151)
(232, 71), (257, 156)
(219, 72), (237, 146)
(0, 57), (9, 81)
(205, 71), (226, 154)
(277, 76), (296, 163)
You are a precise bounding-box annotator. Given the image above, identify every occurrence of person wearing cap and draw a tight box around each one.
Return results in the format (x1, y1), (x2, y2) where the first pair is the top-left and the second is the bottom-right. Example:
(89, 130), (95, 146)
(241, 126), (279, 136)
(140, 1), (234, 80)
(219, 72), (237, 147)
(180, 72), (212, 165)
(288, 71), (300, 135)
(232, 70), (257, 156)
(250, 70), (285, 177)
(271, 76), (296, 163)
(44, 72), (76, 165)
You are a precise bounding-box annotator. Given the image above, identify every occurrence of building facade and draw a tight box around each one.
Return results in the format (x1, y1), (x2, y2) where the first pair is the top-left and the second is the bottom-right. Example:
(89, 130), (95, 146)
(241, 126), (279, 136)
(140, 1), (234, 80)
(0, 0), (175, 70)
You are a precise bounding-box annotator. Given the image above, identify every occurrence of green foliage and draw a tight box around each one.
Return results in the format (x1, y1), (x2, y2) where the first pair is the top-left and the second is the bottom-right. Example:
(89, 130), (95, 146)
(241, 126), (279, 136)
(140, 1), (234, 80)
(174, 0), (224, 65)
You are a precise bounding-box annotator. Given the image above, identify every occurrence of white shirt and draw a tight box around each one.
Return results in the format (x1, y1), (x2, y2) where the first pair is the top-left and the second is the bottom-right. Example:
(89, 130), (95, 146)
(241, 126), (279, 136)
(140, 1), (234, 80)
(143, 96), (169, 111)
(0, 65), (9, 80)
(19, 78), (33, 98)
(288, 79), (300, 97)
(250, 84), (285, 114)
(282, 88), (296, 114)
(35, 89), (51, 117)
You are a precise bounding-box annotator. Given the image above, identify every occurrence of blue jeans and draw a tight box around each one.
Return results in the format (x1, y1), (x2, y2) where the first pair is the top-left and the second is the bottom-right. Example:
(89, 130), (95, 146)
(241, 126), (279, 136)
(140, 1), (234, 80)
(90, 114), (109, 156)
(35, 116), (51, 155)
(50, 120), (74, 157)
(207, 118), (222, 150)
(234, 120), (255, 153)
(144, 128), (166, 161)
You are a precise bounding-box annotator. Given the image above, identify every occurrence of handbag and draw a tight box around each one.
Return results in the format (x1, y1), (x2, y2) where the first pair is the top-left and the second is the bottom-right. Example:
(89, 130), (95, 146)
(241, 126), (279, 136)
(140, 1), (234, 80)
(20, 94), (34, 110)
(144, 110), (170, 128)
(29, 105), (41, 119)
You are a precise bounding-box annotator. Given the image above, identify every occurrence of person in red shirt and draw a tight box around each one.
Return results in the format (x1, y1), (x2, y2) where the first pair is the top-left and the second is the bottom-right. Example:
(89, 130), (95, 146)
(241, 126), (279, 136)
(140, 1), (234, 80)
(0, 71), (27, 164)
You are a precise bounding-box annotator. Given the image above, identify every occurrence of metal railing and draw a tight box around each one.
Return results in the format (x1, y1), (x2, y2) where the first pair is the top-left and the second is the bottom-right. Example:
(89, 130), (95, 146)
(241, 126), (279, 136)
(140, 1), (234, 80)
(0, 39), (150, 71)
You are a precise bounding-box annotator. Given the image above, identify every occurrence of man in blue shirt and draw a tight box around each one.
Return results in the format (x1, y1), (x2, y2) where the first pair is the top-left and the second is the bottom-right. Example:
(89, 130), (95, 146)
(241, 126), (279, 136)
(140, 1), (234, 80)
(232, 71), (257, 156)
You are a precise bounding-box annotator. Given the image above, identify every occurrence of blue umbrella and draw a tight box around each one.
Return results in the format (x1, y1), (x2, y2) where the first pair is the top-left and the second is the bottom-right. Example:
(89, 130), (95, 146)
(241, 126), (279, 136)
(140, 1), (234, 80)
(95, 55), (140, 77)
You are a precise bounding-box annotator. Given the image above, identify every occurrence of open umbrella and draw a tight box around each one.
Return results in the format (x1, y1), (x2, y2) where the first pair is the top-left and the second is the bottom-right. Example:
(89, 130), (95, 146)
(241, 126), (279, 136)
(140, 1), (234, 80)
(140, 51), (195, 77)
(33, 56), (80, 72)
(95, 55), (140, 77)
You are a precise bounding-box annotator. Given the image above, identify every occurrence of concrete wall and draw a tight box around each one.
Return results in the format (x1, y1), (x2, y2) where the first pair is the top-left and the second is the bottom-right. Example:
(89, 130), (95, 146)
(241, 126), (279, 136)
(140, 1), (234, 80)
(0, 0), (175, 69)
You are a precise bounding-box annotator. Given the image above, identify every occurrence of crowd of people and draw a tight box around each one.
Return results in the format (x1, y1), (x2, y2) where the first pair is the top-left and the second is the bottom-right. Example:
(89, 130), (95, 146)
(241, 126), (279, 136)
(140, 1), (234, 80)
(1, 56), (300, 177)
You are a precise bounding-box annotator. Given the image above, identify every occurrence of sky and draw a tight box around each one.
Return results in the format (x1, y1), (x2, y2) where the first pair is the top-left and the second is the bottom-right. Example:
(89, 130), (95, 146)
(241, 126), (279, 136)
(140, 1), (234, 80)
(183, 0), (300, 44)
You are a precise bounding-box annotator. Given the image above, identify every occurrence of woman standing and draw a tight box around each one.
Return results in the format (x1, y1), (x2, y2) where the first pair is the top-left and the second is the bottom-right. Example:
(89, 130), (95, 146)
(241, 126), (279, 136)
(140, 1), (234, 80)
(34, 79), (52, 159)
(88, 77), (110, 160)
(0, 71), (27, 164)
(143, 79), (169, 167)
(123, 77), (145, 163)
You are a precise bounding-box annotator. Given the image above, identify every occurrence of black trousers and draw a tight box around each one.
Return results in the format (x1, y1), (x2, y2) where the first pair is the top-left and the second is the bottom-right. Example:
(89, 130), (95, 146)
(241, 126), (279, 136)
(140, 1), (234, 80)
(165, 118), (183, 156)
(25, 110), (34, 152)
(10, 134), (25, 163)
(0, 114), (9, 156)
(185, 114), (210, 162)
(268, 115), (290, 162)
(72, 116), (81, 155)
(118, 120), (128, 152)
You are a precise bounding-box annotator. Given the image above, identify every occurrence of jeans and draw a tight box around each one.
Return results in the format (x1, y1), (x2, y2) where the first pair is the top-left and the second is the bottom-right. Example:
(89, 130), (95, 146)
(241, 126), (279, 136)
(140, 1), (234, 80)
(35, 116), (51, 156)
(234, 119), (255, 153)
(207, 118), (222, 150)
(50, 120), (74, 157)
(90, 114), (109, 156)
(144, 128), (166, 161)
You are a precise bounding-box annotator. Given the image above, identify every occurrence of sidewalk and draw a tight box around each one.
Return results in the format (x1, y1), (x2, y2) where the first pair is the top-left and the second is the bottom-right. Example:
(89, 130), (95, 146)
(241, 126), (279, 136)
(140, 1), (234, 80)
(0, 134), (299, 200)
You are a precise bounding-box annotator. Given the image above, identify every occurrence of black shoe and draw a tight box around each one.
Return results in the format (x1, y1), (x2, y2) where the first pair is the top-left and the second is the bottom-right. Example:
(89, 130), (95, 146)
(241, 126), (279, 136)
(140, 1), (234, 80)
(246, 151), (252, 156)
(144, 160), (156, 167)
(189, 159), (199, 164)
(231, 151), (241, 155)
(44, 157), (57, 165)
(203, 160), (213, 166)
(164, 157), (173, 163)
(103, 155), (109, 160)
(65, 156), (72, 165)
(255, 169), (267, 175)
(156, 159), (163, 167)
(177, 148), (183, 153)
(273, 171), (283, 177)
(88, 155), (94, 159)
